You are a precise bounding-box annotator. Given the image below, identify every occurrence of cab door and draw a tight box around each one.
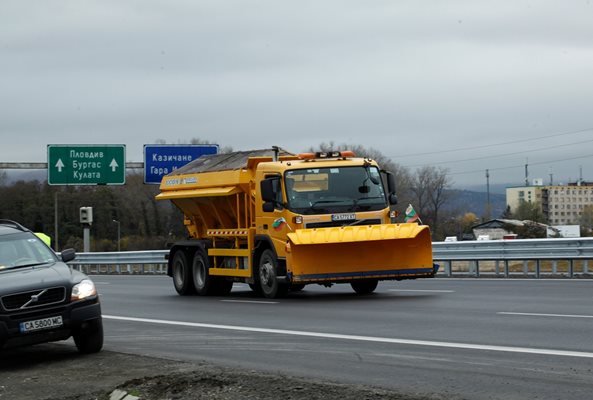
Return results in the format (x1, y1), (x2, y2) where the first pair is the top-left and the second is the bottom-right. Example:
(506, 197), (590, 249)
(258, 174), (292, 258)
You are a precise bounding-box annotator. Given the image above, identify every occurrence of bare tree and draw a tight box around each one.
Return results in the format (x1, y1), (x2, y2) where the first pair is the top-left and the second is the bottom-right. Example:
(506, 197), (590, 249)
(410, 165), (452, 237)
(512, 200), (546, 223)
(189, 138), (233, 153)
(410, 166), (432, 219)
(579, 205), (593, 236)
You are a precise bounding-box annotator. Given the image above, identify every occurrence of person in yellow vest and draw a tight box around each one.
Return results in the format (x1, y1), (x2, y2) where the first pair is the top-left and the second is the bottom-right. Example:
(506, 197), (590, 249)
(34, 232), (52, 247)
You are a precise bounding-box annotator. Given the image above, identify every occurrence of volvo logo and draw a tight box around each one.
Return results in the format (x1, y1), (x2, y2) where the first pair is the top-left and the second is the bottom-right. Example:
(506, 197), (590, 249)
(21, 289), (47, 309)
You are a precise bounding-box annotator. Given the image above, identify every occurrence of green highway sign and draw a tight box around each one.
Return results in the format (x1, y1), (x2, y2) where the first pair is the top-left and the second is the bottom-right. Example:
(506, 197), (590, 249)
(47, 145), (126, 185)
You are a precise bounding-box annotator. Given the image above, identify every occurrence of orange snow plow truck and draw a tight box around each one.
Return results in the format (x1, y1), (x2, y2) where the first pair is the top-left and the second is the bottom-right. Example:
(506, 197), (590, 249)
(156, 148), (437, 298)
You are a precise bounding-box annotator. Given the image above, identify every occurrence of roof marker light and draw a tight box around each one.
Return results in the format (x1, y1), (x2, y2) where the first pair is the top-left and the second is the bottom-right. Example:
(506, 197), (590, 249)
(298, 151), (356, 160)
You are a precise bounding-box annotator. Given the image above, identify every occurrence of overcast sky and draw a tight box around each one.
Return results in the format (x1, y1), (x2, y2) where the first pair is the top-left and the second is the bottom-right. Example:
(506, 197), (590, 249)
(2, 0), (592, 188)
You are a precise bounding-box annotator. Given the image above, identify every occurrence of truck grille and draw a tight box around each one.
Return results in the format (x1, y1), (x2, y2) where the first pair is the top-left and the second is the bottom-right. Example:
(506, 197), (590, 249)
(1, 287), (67, 311)
(305, 219), (382, 229)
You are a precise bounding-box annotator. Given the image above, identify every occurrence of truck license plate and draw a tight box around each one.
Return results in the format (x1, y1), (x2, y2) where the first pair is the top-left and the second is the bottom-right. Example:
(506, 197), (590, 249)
(331, 213), (356, 221)
(19, 316), (63, 333)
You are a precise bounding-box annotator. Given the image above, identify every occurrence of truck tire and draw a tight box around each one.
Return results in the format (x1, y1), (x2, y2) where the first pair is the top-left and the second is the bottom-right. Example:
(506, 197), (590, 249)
(258, 249), (288, 299)
(289, 284), (306, 292)
(172, 250), (195, 295)
(192, 249), (233, 296)
(192, 248), (213, 295)
(73, 318), (104, 354)
(213, 279), (233, 296)
(249, 283), (263, 295)
(350, 279), (378, 295)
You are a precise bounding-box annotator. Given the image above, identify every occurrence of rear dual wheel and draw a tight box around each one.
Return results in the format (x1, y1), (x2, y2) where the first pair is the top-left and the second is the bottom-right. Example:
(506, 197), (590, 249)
(172, 250), (195, 295)
(172, 248), (232, 296)
(192, 248), (233, 296)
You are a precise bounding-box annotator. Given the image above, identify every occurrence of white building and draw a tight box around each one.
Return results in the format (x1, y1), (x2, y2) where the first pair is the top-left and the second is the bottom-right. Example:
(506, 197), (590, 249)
(506, 181), (593, 225)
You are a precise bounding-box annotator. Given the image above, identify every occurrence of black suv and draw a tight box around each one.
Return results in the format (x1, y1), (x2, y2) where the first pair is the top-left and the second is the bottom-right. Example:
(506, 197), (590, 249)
(0, 220), (103, 353)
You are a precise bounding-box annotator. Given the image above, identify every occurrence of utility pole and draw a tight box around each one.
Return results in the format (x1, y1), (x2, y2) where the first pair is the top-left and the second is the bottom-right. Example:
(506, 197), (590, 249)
(524, 158), (529, 186)
(113, 219), (121, 252)
(54, 191), (59, 251)
(485, 169), (491, 220)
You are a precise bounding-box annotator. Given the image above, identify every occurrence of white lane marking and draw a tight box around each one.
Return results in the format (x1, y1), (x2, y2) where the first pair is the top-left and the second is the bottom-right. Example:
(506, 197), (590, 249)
(432, 278), (593, 282)
(221, 300), (278, 304)
(498, 312), (593, 319)
(103, 315), (593, 359)
(388, 289), (455, 293)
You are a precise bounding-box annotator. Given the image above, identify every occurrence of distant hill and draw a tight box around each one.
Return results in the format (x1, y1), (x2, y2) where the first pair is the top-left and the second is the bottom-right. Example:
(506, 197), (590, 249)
(456, 182), (517, 195)
(3, 169), (46, 184)
(2, 170), (507, 218)
(444, 189), (506, 219)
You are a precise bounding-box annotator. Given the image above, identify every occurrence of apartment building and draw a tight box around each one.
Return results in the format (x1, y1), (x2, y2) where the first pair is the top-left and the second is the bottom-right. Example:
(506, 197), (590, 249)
(506, 181), (593, 225)
(506, 185), (543, 212)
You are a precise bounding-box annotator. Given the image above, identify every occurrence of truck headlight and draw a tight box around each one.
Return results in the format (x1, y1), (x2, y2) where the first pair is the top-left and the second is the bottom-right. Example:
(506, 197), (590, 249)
(71, 279), (97, 300)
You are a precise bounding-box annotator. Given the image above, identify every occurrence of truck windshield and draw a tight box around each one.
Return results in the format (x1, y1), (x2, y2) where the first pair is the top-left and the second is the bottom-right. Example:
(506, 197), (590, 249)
(284, 166), (387, 215)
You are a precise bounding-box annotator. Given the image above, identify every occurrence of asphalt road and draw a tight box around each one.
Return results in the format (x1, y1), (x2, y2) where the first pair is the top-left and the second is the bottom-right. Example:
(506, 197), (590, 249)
(94, 276), (593, 400)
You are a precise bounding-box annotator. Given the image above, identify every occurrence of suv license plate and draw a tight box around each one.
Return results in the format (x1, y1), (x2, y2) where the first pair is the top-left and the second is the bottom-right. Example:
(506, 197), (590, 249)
(20, 316), (63, 333)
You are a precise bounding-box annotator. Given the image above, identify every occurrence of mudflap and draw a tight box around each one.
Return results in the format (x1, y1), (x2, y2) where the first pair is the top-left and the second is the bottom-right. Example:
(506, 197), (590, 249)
(286, 223), (434, 283)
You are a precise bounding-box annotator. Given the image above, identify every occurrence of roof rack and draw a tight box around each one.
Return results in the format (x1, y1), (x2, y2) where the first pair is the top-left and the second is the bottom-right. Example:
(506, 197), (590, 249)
(0, 219), (28, 232)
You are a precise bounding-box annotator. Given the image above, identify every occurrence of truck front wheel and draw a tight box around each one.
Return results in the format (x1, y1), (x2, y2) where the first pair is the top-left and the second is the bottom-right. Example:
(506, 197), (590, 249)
(350, 279), (378, 295)
(172, 250), (195, 295)
(258, 249), (288, 299)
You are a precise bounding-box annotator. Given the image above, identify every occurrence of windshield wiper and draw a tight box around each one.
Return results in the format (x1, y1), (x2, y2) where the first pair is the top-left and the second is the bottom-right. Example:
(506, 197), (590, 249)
(307, 200), (343, 211)
(349, 196), (385, 211)
(11, 262), (50, 269)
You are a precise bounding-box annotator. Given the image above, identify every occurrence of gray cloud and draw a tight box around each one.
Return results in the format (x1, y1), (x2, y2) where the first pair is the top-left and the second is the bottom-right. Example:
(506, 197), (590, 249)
(1, 0), (592, 187)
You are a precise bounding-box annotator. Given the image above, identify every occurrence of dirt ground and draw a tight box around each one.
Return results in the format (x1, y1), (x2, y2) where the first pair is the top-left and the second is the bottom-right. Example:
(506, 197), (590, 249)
(0, 343), (454, 400)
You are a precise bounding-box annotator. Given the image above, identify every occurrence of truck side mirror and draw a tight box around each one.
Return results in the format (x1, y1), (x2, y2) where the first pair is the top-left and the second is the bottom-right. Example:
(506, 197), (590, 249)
(261, 178), (276, 202)
(384, 171), (398, 205)
(262, 202), (275, 212)
(260, 177), (278, 212)
(388, 193), (398, 205)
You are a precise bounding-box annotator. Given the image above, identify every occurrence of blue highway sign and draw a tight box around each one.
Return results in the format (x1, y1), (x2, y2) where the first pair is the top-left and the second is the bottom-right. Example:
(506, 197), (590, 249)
(143, 144), (219, 184)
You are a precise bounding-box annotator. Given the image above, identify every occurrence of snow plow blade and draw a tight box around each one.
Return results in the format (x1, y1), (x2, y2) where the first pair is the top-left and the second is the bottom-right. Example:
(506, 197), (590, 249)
(286, 223), (435, 283)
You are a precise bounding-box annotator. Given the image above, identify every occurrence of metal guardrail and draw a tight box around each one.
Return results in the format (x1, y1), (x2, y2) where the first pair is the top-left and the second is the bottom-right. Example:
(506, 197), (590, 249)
(433, 237), (593, 278)
(69, 238), (593, 278)
(70, 250), (168, 275)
